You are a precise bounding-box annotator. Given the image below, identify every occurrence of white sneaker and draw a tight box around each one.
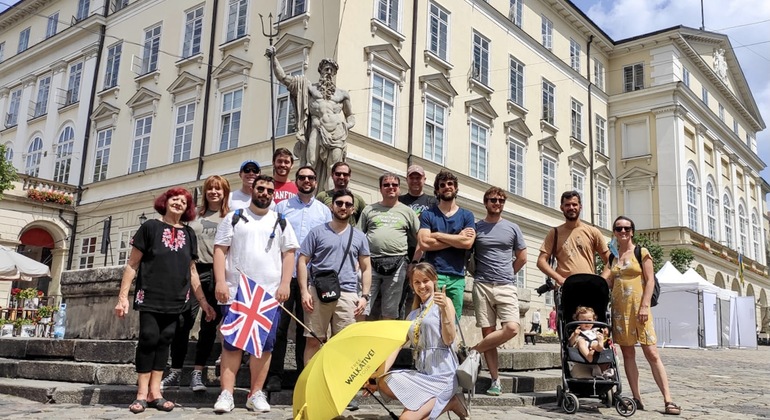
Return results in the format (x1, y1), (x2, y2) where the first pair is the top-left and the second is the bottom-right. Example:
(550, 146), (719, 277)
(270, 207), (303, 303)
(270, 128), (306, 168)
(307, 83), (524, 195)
(246, 390), (270, 412)
(214, 390), (235, 413)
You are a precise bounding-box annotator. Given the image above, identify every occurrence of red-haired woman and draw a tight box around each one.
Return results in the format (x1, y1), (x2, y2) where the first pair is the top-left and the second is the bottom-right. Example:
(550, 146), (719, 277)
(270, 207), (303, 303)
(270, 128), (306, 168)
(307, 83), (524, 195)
(115, 187), (216, 413)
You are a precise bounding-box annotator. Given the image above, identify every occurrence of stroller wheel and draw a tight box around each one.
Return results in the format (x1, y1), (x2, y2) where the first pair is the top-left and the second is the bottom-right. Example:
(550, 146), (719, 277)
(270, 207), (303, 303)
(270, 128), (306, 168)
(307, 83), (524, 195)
(561, 392), (579, 414)
(615, 396), (637, 417)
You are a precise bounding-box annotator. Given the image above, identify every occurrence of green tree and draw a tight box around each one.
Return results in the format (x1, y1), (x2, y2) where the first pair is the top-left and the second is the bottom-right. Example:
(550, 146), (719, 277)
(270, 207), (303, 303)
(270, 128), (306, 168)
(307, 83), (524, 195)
(669, 247), (694, 273)
(0, 144), (18, 199)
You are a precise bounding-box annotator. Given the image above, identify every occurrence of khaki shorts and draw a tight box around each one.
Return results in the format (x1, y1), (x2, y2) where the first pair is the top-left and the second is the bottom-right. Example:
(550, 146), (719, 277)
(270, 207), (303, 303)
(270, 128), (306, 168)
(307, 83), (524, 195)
(472, 282), (520, 328)
(304, 286), (358, 339)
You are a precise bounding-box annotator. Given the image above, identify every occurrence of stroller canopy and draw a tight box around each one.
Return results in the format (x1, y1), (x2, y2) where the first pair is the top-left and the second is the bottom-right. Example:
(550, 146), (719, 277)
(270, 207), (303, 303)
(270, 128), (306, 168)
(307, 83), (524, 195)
(560, 274), (610, 325)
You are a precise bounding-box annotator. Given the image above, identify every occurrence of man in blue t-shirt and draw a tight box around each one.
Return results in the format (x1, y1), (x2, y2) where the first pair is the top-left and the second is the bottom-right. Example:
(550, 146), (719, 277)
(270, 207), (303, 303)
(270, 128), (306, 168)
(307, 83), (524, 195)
(417, 170), (475, 316)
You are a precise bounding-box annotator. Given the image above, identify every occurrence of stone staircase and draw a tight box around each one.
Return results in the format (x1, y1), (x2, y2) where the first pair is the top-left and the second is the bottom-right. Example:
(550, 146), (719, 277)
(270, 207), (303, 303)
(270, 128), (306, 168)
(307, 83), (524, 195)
(0, 337), (561, 408)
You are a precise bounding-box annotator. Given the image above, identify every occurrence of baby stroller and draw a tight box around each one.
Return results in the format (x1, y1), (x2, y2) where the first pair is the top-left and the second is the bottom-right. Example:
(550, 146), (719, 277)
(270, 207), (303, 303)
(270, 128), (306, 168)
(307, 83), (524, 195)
(555, 273), (636, 416)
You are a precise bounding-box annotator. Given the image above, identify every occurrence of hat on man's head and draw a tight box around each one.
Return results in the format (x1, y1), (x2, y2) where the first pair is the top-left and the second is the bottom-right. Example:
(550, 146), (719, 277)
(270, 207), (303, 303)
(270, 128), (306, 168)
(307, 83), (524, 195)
(240, 160), (260, 172)
(407, 165), (425, 176)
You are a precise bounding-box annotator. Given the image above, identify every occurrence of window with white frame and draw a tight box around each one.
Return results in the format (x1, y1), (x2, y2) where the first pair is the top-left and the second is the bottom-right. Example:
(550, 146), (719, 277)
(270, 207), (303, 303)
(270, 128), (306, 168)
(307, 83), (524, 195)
(370, 73), (397, 144)
(93, 128), (112, 182)
(79, 236), (97, 269)
(514, 267), (525, 288)
(3, 143), (13, 162)
(738, 204), (748, 254)
(541, 15), (552, 50)
(279, 0), (306, 20)
(751, 213), (760, 260)
(141, 25), (161, 74)
(595, 115), (606, 155)
(469, 120), (488, 181)
(570, 99), (582, 142)
(131, 116), (152, 173)
(6, 89), (22, 127)
(18, 27), (30, 53)
(597, 183), (608, 228)
(509, 0), (522, 27)
(0, 42), (5, 62)
(701, 87), (708, 105)
(593, 59), (604, 90)
(276, 69), (302, 137)
(183, 6), (204, 58)
(570, 39), (580, 71)
(508, 138), (524, 196)
(542, 156), (556, 208)
(113, 0), (129, 12)
(226, 0), (248, 41)
(706, 182), (717, 240)
(424, 99), (445, 165)
(723, 193), (733, 248)
(117, 230), (135, 265)
(472, 31), (490, 86)
(66, 62), (83, 105)
(104, 43), (122, 89)
(173, 103), (195, 162)
(682, 67), (690, 87)
(219, 89), (242, 151)
(509, 56), (524, 106)
(686, 168), (698, 231)
(571, 169), (584, 199)
(376, 0), (400, 31)
(76, 0), (90, 21)
(428, 2), (449, 61)
(34, 76), (51, 117)
(623, 63), (643, 92)
(25, 137), (43, 177)
(542, 79), (555, 125)
(54, 127), (75, 183)
(733, 119), (739, 134)
(718, 103), (724, 121)
(46, 12), (59, 38)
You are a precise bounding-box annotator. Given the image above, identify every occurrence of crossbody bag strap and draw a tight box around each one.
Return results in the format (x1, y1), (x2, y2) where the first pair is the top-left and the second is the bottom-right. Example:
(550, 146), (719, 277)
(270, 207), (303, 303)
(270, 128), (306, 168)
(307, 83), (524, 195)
(337, 225), (355, 273)
(549, 227), (558, 266)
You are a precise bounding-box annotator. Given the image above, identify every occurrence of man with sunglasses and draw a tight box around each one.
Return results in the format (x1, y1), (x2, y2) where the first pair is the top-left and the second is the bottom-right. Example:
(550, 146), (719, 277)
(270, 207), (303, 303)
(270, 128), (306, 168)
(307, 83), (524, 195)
(298, 189), (371, 367)
(469, 187), (526, 396)
(417, 170), (475, 316)
(266, 166), (331, 392)
(536, 191), (609, 288)
(316, 161), (366, 226)
(358, 173), (420, 320)
(213, 175), (299, 413)
(229, 160), (262, 211)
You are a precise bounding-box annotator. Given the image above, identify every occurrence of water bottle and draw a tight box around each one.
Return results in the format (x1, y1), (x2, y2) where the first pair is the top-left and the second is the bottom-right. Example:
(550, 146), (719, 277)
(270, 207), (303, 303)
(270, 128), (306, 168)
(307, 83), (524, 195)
(53, 303), (67, 339)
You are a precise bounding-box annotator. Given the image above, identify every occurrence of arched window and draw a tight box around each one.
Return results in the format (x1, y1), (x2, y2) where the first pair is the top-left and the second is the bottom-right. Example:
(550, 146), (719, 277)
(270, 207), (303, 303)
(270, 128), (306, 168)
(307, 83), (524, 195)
(738, 203), (748, 255)
(686, 168), (698, 231)
(751, 212), (761, 261)
(722, 193), (734, 249)
(54, 126), (75, 183)
(2, 143), (12, 162)
(705, 181), (717, 240)
(25, 137), (44, 177)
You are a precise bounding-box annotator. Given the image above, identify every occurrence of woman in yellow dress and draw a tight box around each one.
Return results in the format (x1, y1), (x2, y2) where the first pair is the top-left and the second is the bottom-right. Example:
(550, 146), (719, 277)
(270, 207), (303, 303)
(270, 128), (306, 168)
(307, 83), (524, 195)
(601, 216), (680, 415)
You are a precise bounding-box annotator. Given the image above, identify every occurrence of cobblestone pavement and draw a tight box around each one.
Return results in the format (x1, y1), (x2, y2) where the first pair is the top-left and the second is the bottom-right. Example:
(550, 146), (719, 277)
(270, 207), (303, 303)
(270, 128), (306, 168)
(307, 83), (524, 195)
(0, 344), (767, 419)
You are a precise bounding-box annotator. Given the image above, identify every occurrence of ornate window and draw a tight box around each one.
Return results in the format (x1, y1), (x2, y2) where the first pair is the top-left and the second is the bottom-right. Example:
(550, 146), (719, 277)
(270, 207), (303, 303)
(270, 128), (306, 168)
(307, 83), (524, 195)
(25, 137), (44, 177)
(219, 89), (242, 151)
(469, 120), (488, 181)
(686, 168), (698, 231)
(173, 103), (195, 162)
(370, 73), (398, 144)
(723, 193), (734, 249)
(93, 129), (112, 182)
(226, 0), (248, 41)
(54, 126), (75, 183)
(427, 2), (449, 61)
(570, 99), (582, 142)
(541, 15), (552, 50)
(471, 31), (490, 86)
(542, 156), (556, 208)
(34, 76), (51, 117)
(508, 139), (524, 196)
(509, 56), (524, 106)
(738, 203), (748, 255)
(424, 99), (446, 165)
(141, 25), (162, 74)
(570, 39), (580, 71)
(104, 43), (122, 89)
(183, 6), (204, 58)
(542, 79), (555, 125)
(595, 115), (606, 155)
(131, 116), (152, 173)
(706, 181), (717, 240)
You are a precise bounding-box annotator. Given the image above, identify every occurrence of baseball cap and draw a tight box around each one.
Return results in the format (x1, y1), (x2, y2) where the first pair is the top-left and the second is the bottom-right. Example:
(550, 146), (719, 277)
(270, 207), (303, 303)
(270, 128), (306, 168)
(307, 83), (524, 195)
(407, 165), (425, 176)
(240, 160), (260, 172)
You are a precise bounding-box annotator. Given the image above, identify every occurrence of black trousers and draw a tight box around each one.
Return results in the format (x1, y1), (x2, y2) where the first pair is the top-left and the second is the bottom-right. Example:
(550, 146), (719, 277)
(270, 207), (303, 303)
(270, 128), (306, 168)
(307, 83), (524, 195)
(268, 277), (305, 380)
(136, 311), (178, 373)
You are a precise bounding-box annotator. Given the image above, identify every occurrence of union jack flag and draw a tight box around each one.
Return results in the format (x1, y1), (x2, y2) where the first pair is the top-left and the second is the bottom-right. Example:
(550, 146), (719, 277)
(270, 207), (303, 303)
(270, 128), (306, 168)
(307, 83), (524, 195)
(220, 273), (280, 358)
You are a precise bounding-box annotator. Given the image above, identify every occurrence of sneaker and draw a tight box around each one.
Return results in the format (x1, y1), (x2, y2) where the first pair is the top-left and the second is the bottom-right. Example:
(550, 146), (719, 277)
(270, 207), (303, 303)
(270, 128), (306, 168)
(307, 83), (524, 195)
(486, 379), (502, 396)
(246, 390), (270, 412)
(160, 369), (180, 390)
(265, 375), (282, 392)
(190, 370), (207, 392)
(214, 390), (235, 413)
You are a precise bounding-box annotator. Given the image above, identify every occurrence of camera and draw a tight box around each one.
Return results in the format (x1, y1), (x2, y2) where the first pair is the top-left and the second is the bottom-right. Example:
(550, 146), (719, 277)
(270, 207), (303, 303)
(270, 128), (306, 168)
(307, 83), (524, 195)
(536, 277), (554, 296)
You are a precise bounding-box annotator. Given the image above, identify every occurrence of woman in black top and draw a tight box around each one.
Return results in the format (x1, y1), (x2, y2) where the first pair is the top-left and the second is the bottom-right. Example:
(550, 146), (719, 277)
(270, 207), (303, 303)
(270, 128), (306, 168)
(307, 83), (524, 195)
(115, 187), (216, 413)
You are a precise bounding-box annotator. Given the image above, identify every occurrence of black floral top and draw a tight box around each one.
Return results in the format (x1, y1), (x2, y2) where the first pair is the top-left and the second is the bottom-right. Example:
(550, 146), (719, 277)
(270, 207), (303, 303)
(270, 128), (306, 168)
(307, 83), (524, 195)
(131, 219), (198, 313)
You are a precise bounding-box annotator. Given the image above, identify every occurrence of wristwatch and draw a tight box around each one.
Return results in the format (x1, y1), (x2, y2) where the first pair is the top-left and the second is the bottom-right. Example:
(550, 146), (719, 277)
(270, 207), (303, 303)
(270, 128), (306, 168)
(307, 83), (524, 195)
(361, 294), (371, 301)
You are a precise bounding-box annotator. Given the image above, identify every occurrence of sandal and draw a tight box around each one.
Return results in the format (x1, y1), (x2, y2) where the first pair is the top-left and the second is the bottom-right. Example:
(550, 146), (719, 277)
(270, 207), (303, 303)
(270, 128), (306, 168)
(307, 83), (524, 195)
(664, 401), (681, 415)
(129, 399), (147, 414)
(148, 398), (175, 412)
(633, 398), (644, 411)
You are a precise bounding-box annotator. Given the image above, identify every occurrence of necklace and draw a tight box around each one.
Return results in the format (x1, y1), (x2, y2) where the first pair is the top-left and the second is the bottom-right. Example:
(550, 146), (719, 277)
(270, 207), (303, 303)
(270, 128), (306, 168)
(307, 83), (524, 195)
(411, 299), (435, 363)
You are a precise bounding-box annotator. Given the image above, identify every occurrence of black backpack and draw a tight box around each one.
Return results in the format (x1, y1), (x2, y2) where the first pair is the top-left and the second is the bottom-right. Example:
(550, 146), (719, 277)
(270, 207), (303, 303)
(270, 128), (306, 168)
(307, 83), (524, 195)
(231, 208), (286, 239)
(608, 245), (660, 307)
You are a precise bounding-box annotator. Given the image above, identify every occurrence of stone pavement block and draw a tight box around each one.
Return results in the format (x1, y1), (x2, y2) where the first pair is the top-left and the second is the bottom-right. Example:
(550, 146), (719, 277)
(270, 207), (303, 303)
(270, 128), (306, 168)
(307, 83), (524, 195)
(73, 340), (135, 364)
(0, 378), (55, 403)
(17, 360), (96, 383)
(25, 339), (75, 359)
(494, 350), (560, 371)
(0, 338), (27, 358)
(0, 359), (18, 378)
(94, 364), (136, 385)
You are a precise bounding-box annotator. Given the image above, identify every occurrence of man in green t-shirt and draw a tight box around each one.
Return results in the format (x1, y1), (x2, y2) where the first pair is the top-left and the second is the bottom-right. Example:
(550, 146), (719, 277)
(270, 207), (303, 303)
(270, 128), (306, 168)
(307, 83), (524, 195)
(316, 161), (366, 226)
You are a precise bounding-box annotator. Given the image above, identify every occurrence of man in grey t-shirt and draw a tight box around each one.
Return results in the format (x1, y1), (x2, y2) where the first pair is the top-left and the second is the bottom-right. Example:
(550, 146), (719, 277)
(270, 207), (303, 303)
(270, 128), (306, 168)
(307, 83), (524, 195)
(470, 186), (527, 396)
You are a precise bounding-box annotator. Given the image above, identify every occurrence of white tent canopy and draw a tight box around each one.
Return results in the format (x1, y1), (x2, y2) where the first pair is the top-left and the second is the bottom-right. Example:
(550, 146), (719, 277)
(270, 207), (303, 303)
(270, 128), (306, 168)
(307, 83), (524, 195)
(0, 245), (50, 281)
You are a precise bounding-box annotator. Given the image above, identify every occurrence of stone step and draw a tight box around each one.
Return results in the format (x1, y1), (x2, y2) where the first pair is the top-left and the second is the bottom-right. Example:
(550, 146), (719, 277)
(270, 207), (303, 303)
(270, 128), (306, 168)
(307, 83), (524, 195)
(475, 369), (562, 394)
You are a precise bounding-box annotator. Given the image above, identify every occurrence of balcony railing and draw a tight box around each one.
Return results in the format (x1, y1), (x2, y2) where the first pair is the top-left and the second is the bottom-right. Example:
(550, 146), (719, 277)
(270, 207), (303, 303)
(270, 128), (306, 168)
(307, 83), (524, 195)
(18, 173), (77, 207)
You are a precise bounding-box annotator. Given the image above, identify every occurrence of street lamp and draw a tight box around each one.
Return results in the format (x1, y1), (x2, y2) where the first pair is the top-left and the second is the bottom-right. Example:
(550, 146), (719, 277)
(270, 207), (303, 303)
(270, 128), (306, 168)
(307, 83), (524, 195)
(138, 212), (147, 225)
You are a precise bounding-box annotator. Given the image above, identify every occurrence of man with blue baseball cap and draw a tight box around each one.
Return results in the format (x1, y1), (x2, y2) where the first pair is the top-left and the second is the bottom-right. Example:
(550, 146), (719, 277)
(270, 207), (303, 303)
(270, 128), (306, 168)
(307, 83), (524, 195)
(229, 160), (261, 211)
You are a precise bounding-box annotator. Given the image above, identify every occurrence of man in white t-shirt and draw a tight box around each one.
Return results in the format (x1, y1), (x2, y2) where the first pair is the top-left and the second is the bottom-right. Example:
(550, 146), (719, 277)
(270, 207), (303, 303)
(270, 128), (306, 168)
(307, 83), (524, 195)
(229, 160), (261, 211)
(213, 175), (299, 414)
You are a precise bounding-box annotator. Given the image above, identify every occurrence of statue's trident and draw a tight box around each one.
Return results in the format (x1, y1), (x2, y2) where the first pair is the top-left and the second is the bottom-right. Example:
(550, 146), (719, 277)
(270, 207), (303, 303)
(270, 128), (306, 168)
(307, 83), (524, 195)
(260, 13), (279, 154)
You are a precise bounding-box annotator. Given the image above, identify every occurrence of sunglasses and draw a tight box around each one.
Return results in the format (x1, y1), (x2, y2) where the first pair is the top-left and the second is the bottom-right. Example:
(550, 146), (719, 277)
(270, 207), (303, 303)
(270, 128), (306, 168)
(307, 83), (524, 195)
(614, 226), (633, 232)
(255, 186), (275, 195)
(334, 200), (354, 208)
(333, 172), (351, 177)
(486, 198), (505, 204)
(439, 181), (456, 188)
(381, 183), (399, 188)
(297, 174), (316, 181)
(241, 168), (259, 174)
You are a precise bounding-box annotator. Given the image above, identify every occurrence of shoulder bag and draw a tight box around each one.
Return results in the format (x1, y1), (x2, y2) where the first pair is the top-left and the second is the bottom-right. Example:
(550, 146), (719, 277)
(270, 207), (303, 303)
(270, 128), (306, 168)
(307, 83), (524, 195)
(313, 226), (354, 303)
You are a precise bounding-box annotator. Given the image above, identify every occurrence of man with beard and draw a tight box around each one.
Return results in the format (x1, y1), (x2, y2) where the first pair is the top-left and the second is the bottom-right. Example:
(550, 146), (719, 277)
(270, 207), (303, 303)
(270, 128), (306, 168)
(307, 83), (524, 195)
(417, 170), (475, 316)
(229, 160), (262, 210)
(298, 189), (371, 366)
(536, 190), (609, 288)
(316, 161), (366, 226)
(267, 47), (355, 190)
(271, 148), (298, 204)
(265, 166), (331, 392)
(213, 175), (299, 413)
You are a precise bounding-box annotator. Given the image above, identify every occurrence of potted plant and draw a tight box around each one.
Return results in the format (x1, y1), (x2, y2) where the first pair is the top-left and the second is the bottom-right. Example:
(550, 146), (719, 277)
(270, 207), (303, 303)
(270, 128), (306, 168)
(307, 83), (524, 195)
(18, 288), (38, 309)
(14, 318), (34, 337)
(37, 306), (56, 324)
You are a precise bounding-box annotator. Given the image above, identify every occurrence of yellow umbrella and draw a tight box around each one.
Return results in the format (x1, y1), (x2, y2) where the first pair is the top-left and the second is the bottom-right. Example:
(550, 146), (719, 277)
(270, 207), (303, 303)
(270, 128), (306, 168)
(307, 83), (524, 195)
(293, 320), (410, 420)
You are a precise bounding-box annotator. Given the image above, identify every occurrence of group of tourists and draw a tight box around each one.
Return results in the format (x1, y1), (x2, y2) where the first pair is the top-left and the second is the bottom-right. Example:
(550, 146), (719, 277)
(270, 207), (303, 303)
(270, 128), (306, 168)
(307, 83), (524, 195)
(113, 149), (679, 417)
